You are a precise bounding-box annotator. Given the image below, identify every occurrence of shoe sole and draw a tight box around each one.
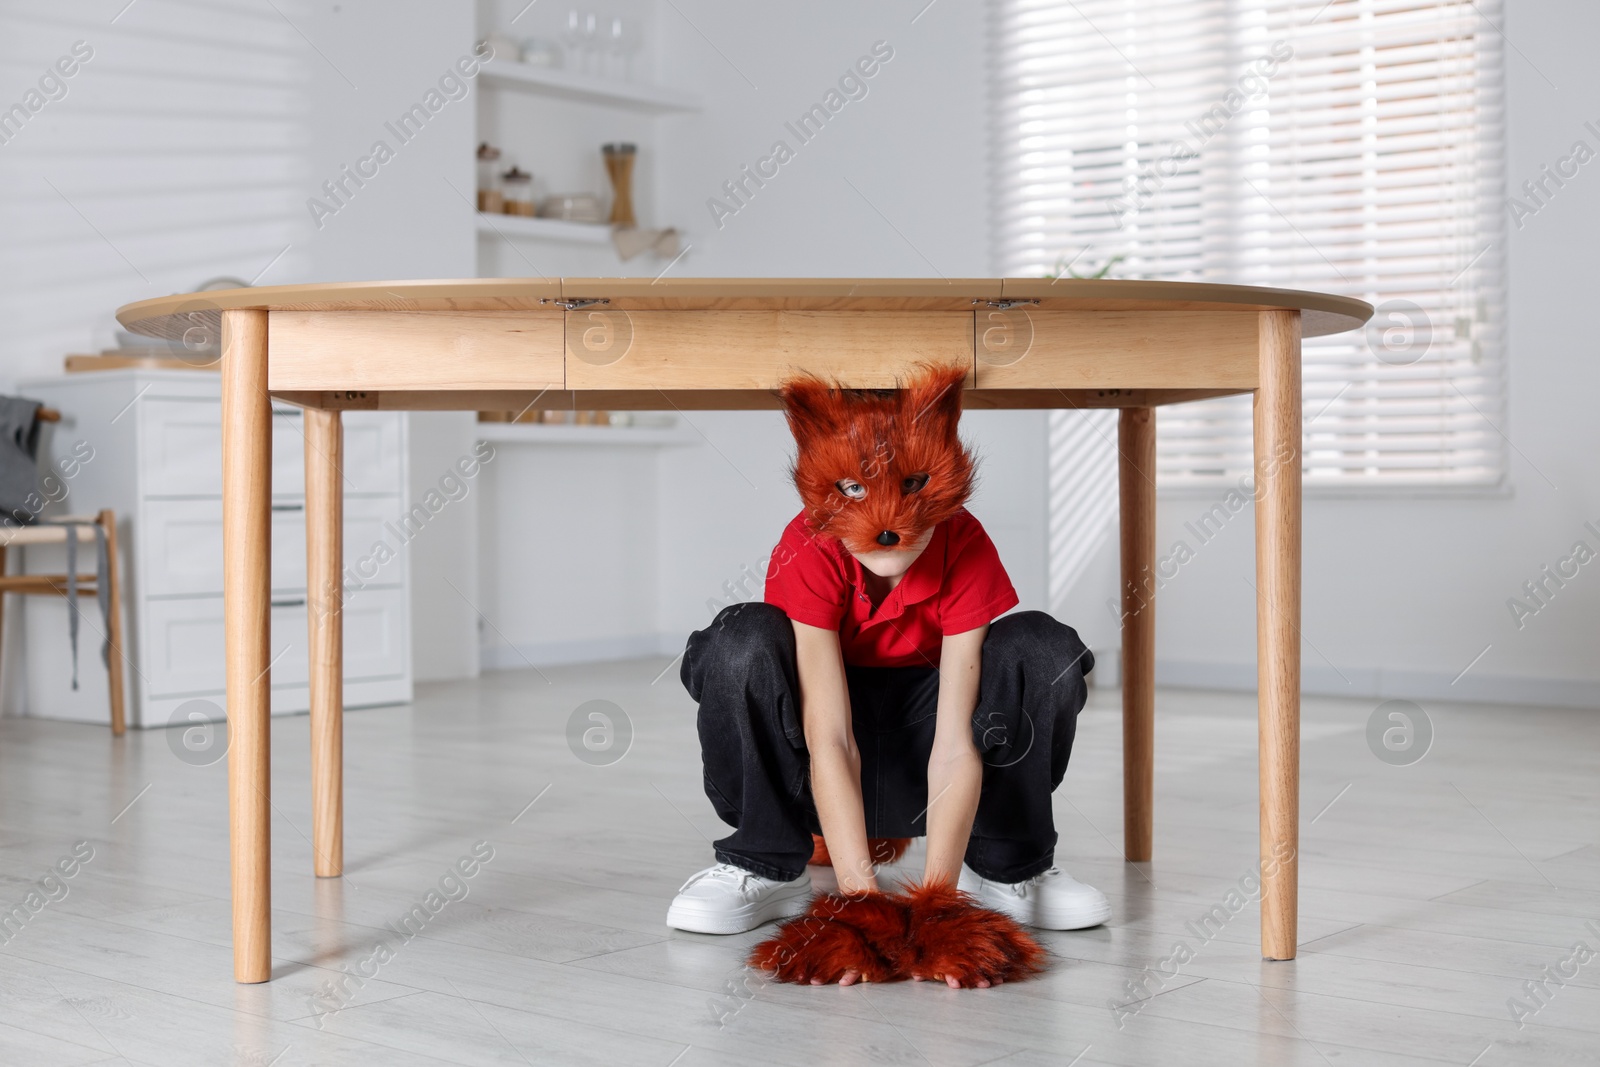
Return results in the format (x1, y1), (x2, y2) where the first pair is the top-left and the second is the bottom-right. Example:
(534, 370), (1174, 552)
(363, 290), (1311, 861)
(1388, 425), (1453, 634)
(958, 873), (1112, 931)
(665, 886), (812, 935)
(1029, 899), (1112, 931)
(979, 893), (1111, 931)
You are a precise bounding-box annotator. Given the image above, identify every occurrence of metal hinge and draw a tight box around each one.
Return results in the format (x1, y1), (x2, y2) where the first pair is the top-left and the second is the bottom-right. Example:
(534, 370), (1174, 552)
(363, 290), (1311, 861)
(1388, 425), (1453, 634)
(542, 298), (611, 310)
(972, 299), (1039, 310)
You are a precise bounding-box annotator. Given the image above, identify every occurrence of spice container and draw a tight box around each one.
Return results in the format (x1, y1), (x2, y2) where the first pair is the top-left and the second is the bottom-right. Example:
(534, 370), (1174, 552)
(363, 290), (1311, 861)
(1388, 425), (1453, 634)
(476, 144), (503, 213)
(500, 166), (534, 216)
(602, 142), (637, 227)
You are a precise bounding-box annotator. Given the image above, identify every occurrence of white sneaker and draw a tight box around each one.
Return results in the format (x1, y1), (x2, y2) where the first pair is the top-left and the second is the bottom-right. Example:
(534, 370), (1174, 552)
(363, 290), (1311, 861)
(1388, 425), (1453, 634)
(958, 863), (1110, 930)
(666, 863), (812, 935)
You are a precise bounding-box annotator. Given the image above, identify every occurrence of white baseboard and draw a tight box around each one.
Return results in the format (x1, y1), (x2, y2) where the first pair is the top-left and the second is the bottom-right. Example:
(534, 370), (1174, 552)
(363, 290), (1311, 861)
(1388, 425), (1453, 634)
(479, 635), (1600, 712)
(1088, 647), (1120, 688)
(1156, 658), (1600, 711)
(480, 632), (680, 671)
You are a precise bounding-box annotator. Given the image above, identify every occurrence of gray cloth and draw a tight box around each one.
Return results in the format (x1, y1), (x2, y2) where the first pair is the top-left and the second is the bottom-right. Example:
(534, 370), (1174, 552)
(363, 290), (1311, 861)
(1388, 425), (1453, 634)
(0, 395), (111, 688)
(54, 524), (109, 694)
(0, 398), (42, 526)
(50, 520), (111, 691)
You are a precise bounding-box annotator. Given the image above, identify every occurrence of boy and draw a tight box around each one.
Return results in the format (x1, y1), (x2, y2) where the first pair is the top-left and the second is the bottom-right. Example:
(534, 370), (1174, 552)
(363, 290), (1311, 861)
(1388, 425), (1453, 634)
(668, 365), (1108, 961)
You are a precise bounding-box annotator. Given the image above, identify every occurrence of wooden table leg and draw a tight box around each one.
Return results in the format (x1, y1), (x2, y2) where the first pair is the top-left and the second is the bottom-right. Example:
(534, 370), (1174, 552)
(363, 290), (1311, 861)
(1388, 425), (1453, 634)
(99, 509), (126, 736)
(1256, 308), (1302, 961)
(0, 548), (7, 707)
(1118, 407), (1156, 863)
(222, 309), (272, 983)
(304, 408), (343, 878)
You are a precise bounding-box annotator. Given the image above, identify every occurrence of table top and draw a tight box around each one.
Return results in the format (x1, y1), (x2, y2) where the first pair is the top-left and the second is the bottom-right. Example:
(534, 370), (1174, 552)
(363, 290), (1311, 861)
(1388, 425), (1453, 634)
(117, 277), (1374, 340)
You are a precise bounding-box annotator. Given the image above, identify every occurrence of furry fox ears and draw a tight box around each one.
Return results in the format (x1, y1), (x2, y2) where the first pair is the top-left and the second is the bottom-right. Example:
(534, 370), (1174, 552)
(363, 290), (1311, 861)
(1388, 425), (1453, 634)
(775, 363), (975, 551)
(777, 363), (968, 447)
(776, 363), (975, 552)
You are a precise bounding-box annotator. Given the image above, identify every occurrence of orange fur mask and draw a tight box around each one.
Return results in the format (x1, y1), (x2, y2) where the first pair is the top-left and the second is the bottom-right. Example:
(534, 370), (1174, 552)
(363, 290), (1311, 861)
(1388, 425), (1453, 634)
(779, 363), (975, 555)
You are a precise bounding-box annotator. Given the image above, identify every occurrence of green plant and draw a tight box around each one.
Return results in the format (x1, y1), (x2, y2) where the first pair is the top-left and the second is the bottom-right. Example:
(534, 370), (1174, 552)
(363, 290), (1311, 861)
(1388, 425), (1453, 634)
(1043, 253), (1125, 280)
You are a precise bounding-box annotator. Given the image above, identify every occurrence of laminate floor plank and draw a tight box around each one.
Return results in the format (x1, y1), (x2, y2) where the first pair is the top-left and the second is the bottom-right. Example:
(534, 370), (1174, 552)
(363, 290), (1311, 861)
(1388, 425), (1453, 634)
(1, 658), (1594, 1066)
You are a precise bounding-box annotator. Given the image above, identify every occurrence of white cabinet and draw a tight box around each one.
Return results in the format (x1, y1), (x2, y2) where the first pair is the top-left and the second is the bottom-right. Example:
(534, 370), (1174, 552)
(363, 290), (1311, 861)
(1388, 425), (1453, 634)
(18, 369), (412, 728)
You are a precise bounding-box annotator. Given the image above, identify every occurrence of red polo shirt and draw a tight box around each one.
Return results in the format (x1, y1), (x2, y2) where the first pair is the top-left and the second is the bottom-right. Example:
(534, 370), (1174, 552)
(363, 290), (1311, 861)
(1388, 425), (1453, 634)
(763, 508), (1019, 668)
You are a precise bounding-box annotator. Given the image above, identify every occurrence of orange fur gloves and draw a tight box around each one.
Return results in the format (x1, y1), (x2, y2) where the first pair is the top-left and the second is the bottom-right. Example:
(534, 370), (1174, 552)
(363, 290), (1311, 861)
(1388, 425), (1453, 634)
(748, 883), (1046, 988)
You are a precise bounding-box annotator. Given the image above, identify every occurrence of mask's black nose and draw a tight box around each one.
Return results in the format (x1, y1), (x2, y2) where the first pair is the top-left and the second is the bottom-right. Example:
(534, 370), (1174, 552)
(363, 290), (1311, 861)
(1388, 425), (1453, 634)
(876, 530), (900, 546)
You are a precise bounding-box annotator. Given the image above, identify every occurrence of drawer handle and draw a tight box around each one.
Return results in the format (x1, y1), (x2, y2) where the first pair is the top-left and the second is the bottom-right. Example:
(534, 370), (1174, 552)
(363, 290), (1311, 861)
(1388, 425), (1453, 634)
(271, 503), (304, 512)
(271, 598), (306, 608)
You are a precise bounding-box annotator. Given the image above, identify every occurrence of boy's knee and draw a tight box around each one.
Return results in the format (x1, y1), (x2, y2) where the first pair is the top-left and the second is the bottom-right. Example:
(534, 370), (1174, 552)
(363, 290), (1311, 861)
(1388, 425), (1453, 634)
(683, 603), (793, 696)
(987, 611), (1094, 679)
(706, 602), (792, 663)
(974, 613), (1092, 767)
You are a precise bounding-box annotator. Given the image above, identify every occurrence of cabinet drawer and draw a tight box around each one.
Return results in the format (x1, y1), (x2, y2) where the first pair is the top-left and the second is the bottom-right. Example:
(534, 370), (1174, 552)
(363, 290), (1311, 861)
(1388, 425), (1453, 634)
(142, 586), (406, 698)
(268, 411), (404, 496)
(143, 596), (308, 696)
(138, 400), (307, 496)
(141, 496), (406, 596)
(136, 399), (222, 496)
(343, 412), (404, 495)
(138, 402), (401, 497)
(141, 498), (306, 595)
(342, 585), (408, 680)
(273, 410), (400, 496)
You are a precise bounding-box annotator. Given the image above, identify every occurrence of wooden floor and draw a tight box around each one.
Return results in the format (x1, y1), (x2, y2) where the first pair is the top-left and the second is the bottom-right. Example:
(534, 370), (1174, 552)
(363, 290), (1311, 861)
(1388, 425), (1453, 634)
(1, 659), (1597, 1066)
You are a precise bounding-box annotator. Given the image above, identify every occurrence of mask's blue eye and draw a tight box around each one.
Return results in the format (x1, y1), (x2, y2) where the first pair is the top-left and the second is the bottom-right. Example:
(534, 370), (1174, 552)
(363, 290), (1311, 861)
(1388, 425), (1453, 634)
(835, 479), (867, 500)
(901, 473), (929, 494)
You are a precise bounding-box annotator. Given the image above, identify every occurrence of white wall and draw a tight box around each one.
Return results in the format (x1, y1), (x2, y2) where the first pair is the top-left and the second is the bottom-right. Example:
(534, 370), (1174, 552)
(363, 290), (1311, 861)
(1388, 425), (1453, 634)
(0, 0), (306, 370)
(652, 2), (989, 276)
(651, 0), (1048, 645)
(13, 1), (1576, 706)
(0, 0), (484, 692)
(477, 442), (663, 666)
(1153, 0), (1600, 709)
(473, 0), (1600, 711)
(292, 0), (483, 682)
(475, 0), (664, 280)
(472, 0), (1056, 665)
(0, 0), (475, 354)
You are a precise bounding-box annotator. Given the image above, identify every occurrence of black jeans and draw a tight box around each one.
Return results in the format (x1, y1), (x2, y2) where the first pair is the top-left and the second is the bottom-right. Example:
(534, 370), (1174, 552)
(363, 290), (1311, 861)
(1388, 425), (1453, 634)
(680, 602), (1094, 883)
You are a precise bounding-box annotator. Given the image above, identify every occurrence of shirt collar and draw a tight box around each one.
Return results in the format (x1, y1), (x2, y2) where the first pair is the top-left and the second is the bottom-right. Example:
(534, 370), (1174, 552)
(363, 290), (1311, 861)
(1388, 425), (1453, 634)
(845, 520), (947, 619)
(897, 521), (947, 606)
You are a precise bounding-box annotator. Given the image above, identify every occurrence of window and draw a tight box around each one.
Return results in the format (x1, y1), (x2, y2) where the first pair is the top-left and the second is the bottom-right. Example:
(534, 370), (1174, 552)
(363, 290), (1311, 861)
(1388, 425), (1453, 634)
(992, 0), (1507, 494)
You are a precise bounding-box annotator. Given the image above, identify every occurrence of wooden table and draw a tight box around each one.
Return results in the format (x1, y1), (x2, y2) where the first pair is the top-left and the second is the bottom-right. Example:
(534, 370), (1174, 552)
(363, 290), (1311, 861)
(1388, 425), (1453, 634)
(117, 278), (1372, 983)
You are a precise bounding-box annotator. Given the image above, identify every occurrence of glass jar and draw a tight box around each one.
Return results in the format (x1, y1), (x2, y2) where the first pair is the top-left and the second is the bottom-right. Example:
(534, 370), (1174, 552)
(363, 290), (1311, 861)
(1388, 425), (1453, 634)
(602, 142), (636, 226)
(500, 166), (534, 216)
(476, 143), (503, 214)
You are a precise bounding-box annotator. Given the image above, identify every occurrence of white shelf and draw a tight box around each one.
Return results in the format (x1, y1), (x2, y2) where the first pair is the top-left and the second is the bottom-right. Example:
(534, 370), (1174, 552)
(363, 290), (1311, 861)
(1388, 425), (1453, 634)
(475, 212), (612, 245)
(481, 61), (700, 114)
(476, 422), (699, 447)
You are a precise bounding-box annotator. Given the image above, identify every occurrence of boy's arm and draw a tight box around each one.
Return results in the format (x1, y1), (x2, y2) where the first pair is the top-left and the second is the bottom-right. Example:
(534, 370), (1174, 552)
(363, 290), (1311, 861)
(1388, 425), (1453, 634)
(793, 620), (877, 895)
(924, 625), (987, 888)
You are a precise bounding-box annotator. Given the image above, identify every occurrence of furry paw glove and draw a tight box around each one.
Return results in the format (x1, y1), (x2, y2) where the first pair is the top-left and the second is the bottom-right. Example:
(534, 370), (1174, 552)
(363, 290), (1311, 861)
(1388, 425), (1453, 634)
(900, 882), (1047, 987)
(748, 882), (1046, 988)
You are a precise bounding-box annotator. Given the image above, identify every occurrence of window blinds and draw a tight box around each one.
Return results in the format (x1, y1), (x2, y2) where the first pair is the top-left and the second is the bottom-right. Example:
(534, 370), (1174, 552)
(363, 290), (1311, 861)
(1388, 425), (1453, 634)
(991, 0), (1506, 490)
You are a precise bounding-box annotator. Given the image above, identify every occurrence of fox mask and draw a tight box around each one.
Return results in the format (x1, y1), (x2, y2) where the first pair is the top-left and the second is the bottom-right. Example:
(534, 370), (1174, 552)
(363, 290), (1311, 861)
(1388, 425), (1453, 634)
(780, 363), (976, 556)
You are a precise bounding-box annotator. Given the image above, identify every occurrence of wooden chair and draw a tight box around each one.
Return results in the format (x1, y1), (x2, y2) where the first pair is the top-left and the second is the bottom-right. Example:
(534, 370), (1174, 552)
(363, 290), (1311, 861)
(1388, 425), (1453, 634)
(0, 509), (126, 734)
(0, 404), (127, 737)
(0, 405), (127, 734)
